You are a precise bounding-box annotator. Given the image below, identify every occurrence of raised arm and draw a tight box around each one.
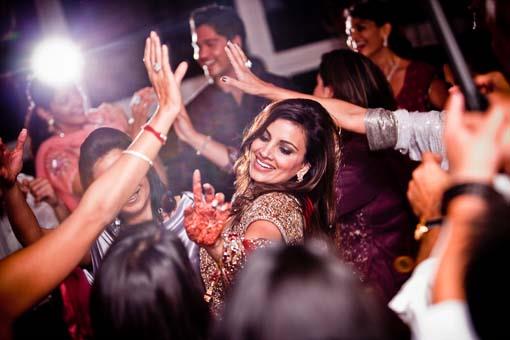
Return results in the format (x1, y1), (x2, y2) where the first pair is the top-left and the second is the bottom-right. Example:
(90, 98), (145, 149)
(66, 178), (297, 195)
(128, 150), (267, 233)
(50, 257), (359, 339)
(0, 31), (187, 333)
(222, 42), (367, 133)
(0, 130), (45, 245)
(433, 90), (510, 303)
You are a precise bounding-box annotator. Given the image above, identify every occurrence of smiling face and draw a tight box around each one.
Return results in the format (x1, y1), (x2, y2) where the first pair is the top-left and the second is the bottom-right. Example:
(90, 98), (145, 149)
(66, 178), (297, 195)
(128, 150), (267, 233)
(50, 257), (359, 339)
(345, 16), (389, 58)
(248, 119), (310, 185)
(192, 24), (238, 79)
(49, 85), (87, 127)
(92, 149), (151, 221)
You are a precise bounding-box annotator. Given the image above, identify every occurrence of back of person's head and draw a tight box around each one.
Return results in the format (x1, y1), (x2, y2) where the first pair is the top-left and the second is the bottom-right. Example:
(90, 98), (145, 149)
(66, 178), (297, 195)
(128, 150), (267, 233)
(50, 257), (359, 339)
(189, 4), (246, 43)
(465, 199), (510, 339)
(215, 242), (390, 340)
(319, 49), (397, 110)
(90, 222), (209, 340)
(79, 127), (171, 222)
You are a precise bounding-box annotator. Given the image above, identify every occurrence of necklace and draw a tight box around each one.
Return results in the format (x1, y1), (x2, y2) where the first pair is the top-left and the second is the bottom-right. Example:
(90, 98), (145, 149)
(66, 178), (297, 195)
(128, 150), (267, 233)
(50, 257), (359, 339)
(386, 58), (400, 82)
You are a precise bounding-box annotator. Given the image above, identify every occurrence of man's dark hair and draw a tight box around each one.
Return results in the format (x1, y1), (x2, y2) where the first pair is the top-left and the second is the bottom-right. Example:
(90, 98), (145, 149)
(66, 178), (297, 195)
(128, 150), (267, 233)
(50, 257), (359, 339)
(189, 4), (246, 43)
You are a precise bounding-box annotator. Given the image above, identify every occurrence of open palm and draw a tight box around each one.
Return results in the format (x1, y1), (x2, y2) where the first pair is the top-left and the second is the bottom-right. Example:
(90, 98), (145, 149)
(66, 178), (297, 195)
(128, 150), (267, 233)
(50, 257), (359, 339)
(0, 129), (27, 187)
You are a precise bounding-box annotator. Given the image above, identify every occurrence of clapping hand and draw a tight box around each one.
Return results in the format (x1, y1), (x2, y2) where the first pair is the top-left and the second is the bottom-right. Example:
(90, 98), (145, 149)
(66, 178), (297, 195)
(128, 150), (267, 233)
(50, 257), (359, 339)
(143, 31), (188, 121)
(184, 170), (231, 246)
(0, 129), (27, 189)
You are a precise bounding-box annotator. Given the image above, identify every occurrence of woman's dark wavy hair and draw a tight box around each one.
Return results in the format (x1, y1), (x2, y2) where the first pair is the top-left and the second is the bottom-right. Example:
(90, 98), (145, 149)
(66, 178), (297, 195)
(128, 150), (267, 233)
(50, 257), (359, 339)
(90, 223), (209, 340)
(343, 0), (414, 59)
(233, 98), (339, 237)
(79, 127), (173, 224)
(214, 242), (390, 340)
(319, 49), (397, 110)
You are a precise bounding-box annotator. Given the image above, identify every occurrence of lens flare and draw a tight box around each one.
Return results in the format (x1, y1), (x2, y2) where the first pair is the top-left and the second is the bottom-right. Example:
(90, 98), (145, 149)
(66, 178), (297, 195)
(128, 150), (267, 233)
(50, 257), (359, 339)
(31, 38), (84, 86)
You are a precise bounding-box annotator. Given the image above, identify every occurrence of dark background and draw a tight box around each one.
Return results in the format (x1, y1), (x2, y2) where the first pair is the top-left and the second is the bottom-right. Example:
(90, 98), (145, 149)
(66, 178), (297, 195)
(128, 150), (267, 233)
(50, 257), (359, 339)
(0, 0), (500, 142)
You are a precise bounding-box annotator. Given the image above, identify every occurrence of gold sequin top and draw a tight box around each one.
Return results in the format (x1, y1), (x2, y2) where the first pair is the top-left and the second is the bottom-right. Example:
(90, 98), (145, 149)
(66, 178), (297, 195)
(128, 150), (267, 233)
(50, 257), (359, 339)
(200, 191), (304, 315)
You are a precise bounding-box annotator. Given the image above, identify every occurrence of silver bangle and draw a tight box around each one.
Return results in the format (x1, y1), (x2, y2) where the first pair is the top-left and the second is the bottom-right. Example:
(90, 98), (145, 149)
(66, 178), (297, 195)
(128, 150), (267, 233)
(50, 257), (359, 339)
(196, 135), (212, 156)
(122, 150), (153, 166)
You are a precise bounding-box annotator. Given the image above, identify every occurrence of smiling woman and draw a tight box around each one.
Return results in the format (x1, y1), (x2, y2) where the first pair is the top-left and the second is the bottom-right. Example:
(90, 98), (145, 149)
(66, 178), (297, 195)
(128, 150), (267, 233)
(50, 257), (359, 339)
(248, 119), (309, 185)
(183, 98), (339, 315)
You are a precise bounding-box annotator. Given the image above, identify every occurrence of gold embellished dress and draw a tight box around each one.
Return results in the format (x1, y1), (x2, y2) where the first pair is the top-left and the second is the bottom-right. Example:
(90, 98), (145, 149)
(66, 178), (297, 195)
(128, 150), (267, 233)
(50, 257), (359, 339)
(200, 191), (304, 315)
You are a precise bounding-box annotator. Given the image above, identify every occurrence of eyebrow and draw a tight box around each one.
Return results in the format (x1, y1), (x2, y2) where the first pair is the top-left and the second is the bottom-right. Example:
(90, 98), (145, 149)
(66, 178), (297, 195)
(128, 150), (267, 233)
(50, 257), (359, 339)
(263, 129), (299, 151)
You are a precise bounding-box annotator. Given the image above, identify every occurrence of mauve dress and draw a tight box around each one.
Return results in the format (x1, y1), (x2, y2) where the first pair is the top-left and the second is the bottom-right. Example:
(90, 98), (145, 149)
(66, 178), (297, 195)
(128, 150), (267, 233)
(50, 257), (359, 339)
(334, 130), (418, 303)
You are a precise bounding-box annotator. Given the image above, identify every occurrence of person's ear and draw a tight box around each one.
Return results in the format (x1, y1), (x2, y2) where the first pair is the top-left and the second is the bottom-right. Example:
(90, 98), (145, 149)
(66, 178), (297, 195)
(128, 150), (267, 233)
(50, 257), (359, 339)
(296, 163), (311, 182)
(35, 107), (52, 121)
(231, 35), (242, 48)
(380, 23), (392, 46)
(323, 85), (334, 98)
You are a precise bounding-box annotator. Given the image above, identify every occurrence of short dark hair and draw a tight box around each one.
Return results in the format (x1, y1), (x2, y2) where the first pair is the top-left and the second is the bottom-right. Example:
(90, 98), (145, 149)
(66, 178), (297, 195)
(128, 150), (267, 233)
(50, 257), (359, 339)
(215, 242), (391, 340)
(319, 49), (397, 110)
(189, 4), (246, 43)
(90, 223), (209, 340)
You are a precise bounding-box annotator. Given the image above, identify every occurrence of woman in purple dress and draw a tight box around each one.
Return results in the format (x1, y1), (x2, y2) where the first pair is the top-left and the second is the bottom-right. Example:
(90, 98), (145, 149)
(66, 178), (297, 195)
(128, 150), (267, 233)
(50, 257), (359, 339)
(314, 49), (417, 302)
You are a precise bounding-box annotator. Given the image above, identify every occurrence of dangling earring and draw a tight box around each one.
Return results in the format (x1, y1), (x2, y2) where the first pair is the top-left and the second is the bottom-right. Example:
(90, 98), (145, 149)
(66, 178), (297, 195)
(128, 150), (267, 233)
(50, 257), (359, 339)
(383, 35), (388, 48)
(297, 164), (310, 183)
(47, 117), (55, 133)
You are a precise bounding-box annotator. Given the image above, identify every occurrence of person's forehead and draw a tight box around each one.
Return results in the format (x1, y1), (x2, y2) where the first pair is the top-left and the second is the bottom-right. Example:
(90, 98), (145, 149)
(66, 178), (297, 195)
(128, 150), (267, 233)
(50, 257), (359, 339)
(194, 24), (226, 41)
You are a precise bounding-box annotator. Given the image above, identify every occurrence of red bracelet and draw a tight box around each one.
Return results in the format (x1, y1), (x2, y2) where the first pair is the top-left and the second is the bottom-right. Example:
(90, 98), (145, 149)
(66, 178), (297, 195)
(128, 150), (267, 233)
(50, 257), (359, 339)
(142, 124), (167, 144)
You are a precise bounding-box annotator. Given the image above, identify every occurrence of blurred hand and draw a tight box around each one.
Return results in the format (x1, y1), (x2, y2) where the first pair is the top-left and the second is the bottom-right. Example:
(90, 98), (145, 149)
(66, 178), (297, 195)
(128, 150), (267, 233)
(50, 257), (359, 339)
(445, 89), (510, 183)
(0, 129), (27, 188)
(143, 31), (188, 119)
(27, 177), (59, 207)
(474, 71), (510, 94)
(184, 170), (230, 246)
(130, 87), (157, 123)
(222, 41), (271, 96)
(407, 152), (450, 220)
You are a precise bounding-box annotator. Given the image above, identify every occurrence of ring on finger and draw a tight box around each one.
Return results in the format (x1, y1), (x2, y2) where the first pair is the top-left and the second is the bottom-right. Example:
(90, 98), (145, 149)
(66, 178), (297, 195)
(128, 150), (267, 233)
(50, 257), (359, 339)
(211, 199), (219, 208)
(244, 59), (252, 68)
(153, 62), (162, 72)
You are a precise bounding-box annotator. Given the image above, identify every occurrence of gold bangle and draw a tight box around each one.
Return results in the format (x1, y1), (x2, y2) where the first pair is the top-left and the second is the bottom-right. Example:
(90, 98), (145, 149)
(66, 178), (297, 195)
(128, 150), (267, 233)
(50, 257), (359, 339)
(122, 150), (153, 166)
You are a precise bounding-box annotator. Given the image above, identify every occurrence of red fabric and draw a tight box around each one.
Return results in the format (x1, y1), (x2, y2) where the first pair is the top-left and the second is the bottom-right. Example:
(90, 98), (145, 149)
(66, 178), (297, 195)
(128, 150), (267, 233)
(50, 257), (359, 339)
(303, 196), (314, 227)
(59, 268), (92, 340)
(395, 60), (440, 112)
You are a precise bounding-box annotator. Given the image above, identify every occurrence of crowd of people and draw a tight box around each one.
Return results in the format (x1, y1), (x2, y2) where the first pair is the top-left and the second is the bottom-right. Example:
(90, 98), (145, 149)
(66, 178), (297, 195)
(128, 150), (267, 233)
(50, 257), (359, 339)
(0, 0), (509, 339)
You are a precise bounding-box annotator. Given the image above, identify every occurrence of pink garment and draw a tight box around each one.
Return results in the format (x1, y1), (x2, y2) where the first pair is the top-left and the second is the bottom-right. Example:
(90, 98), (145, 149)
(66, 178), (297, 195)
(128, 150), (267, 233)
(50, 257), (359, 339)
(35, 106), (128, 211)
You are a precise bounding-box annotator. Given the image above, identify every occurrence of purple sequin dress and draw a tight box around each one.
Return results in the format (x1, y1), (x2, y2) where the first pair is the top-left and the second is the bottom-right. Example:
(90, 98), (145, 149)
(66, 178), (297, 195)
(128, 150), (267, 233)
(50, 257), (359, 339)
(335, 130), (418, 302)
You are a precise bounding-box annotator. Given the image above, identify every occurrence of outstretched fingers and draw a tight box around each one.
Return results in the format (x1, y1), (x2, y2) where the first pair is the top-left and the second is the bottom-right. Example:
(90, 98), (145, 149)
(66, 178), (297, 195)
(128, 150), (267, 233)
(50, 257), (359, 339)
(203, 183), (215, 204)
(192, 169), (203, 205)
(225, 42), (245, 78)
(15, 129), (27, 153)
